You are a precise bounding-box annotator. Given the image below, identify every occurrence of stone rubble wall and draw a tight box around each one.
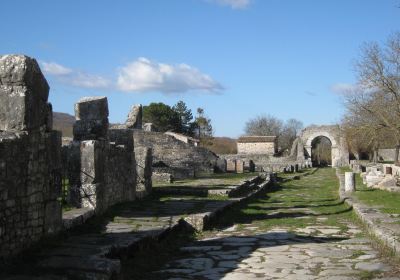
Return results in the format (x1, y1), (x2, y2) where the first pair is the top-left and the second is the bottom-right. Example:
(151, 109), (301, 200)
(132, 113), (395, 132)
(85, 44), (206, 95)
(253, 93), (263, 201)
(220, 154), (311, 173)
(0, 55), (62, 258)
(133, 130), (218, 179)
(352, 162), (400, 193)
(63, 97), (150, 214)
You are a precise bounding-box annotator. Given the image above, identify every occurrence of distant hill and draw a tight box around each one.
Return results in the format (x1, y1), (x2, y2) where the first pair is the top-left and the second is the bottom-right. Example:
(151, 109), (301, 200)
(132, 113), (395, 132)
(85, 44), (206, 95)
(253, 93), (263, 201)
(53, 112), (75, 137)
(202, 137), (237, 155)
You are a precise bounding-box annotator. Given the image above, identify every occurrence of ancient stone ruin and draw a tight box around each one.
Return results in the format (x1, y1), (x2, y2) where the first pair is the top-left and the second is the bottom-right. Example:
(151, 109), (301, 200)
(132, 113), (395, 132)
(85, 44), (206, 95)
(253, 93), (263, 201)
(0, 55), (154, 259)
(237, 136), (277, 155)
(0, 55), (62, 258)
(62, 96), (153, 213)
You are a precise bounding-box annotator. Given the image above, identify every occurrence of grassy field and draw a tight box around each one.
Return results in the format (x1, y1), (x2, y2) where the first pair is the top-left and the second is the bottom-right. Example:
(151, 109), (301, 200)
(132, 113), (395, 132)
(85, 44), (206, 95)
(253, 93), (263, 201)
(354, 173), (400, 215)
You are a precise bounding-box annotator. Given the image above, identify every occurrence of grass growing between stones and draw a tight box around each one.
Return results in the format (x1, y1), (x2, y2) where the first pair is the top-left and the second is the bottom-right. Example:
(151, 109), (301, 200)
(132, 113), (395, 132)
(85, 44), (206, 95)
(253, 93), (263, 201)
(207, 168), (356, 233)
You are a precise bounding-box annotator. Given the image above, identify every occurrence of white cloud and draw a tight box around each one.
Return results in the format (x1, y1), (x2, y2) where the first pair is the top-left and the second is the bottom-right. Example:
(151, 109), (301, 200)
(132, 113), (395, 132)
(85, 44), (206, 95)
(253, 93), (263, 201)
(209, 0), (251, 9)
(41, 61), (72, 75)
(117, 57), (223, 93)
(40, 61), (111, 89)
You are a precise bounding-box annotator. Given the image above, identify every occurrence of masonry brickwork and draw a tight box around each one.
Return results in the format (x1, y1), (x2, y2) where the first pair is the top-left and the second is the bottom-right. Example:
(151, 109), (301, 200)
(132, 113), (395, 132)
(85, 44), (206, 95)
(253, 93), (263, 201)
(0, 55), (62, 258)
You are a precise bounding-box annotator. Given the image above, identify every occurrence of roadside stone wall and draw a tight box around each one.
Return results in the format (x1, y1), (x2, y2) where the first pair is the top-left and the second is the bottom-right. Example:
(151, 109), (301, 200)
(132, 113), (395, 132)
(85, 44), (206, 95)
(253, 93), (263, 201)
(0, 55), (62, 258)
(63, 97), (146, 213)
(133, 130), (218, 179)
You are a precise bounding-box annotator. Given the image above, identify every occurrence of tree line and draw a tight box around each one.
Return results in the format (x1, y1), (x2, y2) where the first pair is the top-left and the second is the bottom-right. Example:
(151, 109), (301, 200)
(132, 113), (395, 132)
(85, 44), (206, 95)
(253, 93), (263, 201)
(142, 101), (213, 140)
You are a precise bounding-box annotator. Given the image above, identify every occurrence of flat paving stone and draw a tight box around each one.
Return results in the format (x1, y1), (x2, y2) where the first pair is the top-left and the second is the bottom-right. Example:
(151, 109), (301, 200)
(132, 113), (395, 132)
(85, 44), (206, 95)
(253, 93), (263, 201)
(151, 169), (400, 280)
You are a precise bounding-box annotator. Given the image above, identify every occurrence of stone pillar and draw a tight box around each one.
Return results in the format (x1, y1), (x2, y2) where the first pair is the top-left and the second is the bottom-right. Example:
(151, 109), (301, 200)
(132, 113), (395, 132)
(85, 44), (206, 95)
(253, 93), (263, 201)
(135, 147), (153, 198)
(345, 172), (356, 192)
(125, 104), (142, 129)
(226, 159), (236, 172)
(236, 160), (244, 173)
(73, 96), (109, 141)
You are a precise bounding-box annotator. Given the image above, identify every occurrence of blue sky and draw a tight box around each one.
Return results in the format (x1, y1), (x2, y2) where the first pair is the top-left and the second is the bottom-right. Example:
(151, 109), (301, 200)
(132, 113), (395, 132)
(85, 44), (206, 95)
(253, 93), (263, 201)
(1, 0), (399, 137)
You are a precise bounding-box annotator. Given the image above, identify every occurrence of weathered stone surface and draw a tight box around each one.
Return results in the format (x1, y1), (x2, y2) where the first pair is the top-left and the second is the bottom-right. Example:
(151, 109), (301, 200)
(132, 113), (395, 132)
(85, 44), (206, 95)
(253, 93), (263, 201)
(74, 96), (108, 121)
(0, 55), (48, 99)
(125, 104), (142, 129)
(236, 159), (244, 173)
(215, 158), (227, 173)
(0, 55), (49, 131)
(0, 55), (62, 258)
(344, 172), (355, 192)
(133, 130), (217, 180)
(73, 119), (109, 141)
(73, 97), (109, 141)
(226, 159), (236, 172)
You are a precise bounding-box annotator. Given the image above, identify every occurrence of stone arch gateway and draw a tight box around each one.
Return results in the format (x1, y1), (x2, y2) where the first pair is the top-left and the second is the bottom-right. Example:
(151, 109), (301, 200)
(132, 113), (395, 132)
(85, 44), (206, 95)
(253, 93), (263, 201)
(294, 125), (349, 167)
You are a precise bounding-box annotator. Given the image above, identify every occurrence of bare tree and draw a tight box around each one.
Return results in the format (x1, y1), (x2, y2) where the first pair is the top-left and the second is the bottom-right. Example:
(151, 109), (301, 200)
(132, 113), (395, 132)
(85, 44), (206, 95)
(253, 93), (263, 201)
(343, 32), (400, 162)
(244, 115), (283, 136)
(244, 115), (303, 154)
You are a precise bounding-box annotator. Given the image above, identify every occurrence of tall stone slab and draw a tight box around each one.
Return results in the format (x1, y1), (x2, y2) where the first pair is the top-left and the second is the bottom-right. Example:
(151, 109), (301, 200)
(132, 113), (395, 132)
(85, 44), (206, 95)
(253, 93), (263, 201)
(73, 96), (109, 141)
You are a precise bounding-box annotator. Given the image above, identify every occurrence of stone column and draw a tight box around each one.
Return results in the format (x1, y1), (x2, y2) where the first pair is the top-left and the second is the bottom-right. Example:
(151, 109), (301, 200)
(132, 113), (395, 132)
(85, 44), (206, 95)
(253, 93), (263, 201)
(345, 172), (356, 192)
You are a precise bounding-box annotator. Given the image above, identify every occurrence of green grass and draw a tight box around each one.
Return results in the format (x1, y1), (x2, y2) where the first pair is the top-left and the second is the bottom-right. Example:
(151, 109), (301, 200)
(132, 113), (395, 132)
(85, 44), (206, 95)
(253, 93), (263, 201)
(208, 168), (356, 232)
(354, 175), (400, 214)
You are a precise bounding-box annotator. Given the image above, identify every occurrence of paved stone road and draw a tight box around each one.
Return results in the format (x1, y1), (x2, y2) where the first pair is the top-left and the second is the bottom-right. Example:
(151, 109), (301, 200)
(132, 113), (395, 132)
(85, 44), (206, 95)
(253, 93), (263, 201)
(150, 169), (400, 280)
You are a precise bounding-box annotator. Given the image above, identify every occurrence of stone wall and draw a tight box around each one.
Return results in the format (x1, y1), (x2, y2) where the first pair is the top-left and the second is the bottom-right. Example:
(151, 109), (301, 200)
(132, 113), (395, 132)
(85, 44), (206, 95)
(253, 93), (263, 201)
(237, 142), (276, 155)
(0, 55), (62, 258)
(63, 97), (150, 213)
(220, 154), (311, 173)
(378, 149), (396, 162)
(133, 130), (218, 179)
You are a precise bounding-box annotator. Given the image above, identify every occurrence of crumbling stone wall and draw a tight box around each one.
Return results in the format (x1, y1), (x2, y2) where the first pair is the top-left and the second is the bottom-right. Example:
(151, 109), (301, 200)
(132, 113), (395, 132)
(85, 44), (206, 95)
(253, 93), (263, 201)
(133, 130), (218, 179)
(63, 97), (143, 213)
(0, 55), (62, 258)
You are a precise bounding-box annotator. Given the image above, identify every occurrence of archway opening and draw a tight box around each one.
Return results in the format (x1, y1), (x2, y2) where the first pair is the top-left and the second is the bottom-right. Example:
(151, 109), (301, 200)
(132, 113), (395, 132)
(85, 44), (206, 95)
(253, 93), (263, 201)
(311, 136), (332, 167)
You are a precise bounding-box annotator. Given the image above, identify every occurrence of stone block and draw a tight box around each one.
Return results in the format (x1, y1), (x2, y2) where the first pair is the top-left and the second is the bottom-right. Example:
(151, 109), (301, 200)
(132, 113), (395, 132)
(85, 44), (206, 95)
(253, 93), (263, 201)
(125, 104), (142, 129)
(215, 158), (227, 173)
(80, 140), (105, 185)
(108, 128), (134, 152)
(0, 55), (49, 100)
(236, 160), (244, 173)
(0, 55), (49, 131)
(226, 159), (236, 172)
(74, 96), (109, 121)
(73, 119), (109, 141)
(345, 172), (356, 192)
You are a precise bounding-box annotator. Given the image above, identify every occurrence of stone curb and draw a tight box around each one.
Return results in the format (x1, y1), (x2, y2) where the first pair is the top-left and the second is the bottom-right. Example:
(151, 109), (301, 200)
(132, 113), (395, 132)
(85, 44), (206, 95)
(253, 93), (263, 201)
(336, 169), (400, 255)
(182, 177), (273, 231)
